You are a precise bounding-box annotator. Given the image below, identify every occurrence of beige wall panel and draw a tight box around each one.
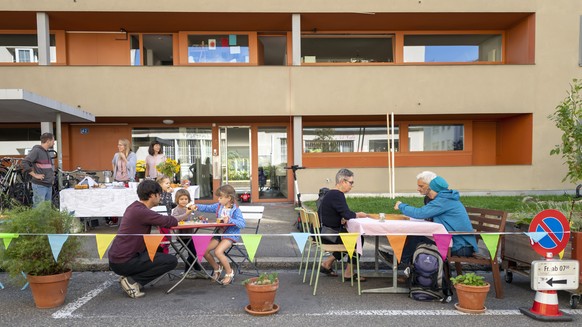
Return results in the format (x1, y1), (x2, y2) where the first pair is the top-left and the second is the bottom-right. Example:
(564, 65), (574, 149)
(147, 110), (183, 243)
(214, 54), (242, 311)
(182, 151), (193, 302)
(0, 0), (540, 13)
(0, 67), (290, 117)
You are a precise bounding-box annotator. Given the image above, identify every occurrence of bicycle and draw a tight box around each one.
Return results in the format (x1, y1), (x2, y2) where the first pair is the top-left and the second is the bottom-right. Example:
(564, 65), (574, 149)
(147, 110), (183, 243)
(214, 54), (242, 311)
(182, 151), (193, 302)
(0, 157), (33, 211)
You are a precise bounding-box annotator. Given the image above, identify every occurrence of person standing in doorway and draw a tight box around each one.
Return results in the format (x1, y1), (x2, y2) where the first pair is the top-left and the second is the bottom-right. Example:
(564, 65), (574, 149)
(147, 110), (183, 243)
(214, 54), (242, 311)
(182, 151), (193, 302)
(145, 140), (166, 179)
(22, 132), (55, 207)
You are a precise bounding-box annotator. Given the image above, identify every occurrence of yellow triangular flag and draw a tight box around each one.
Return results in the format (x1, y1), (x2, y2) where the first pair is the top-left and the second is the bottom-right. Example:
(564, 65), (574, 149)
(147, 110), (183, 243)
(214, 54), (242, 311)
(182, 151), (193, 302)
(143, 235), (164, 262)
(386, 235), (407, 263)
(339, 233), (360, 259)
(558, 249), (565, 259)
(95, 234), (116, 260)
(241, 234), (262, 262)
(0, 233), (19, 249)
(481, 233), (500, 259)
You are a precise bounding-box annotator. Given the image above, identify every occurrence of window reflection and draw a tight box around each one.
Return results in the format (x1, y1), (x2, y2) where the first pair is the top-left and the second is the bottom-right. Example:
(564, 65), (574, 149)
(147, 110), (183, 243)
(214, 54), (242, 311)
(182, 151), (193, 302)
(408, 125), (464, 151)
(0, 34), (56, 63)
(258, 127), (288, 199)
(404, 34), (502, 63)
(303, 126), (397, 153)
(187, 34), (250, 63)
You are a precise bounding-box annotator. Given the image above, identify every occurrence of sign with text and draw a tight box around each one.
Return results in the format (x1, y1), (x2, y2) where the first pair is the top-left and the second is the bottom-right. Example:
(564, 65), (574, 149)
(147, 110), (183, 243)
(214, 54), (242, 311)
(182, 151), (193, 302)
(531, 260), (579, 291)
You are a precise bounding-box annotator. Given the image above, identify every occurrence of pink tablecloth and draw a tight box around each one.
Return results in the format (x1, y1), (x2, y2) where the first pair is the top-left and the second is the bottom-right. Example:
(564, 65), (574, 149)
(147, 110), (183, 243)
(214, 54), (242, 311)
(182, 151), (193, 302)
(346, 218), (449, 254)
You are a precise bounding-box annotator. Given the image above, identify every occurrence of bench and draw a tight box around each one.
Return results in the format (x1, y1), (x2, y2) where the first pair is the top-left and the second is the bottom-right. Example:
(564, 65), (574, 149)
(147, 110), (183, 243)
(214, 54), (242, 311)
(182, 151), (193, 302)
(225, 205), (265, 275)
(448, 207), (508, 299)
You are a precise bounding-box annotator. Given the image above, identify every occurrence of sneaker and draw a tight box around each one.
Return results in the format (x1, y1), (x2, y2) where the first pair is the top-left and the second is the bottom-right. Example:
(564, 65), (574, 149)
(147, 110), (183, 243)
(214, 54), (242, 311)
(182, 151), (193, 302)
(119, 276), (145, 298)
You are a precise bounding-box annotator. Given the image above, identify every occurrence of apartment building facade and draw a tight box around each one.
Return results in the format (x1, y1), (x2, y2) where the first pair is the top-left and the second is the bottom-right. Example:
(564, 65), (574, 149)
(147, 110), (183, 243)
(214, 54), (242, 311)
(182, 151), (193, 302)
(0, 1), (581, 202)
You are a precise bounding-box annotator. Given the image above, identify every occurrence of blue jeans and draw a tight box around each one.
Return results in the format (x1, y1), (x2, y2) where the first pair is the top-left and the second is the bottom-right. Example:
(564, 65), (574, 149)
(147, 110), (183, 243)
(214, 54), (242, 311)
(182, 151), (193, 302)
(32, 183), (52, 208)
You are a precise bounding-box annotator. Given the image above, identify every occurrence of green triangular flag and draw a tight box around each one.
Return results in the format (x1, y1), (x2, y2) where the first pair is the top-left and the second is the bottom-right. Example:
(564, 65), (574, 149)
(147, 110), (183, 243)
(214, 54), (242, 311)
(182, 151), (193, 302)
(241, 234), (262, 262)
(481, 233), (500, 259)
(0, 233), (19, 249)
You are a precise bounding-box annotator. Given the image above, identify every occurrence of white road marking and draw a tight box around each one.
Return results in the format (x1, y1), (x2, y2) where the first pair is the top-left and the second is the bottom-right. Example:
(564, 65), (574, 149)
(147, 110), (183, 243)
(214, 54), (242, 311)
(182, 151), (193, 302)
(52, 280), (114, 319)
(305, 309), (582, 316)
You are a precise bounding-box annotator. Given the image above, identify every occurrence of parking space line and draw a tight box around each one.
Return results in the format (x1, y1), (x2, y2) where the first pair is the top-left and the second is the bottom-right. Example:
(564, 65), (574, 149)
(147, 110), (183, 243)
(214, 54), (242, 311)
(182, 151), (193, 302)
(52, 280), (114, 319)
(305, 309), (582, 316)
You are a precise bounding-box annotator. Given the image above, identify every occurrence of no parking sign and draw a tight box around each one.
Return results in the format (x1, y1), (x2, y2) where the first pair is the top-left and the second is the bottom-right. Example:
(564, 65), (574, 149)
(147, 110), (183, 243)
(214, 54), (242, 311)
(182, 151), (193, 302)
(528, 209), (570, 257)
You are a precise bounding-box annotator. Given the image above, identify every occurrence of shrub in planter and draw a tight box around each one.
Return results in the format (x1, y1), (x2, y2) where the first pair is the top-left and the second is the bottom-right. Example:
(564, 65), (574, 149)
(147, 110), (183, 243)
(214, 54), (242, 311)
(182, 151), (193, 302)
(0, 202), (81, 308)
(242, 272), (279, 315)
(450, 272), (490, 313)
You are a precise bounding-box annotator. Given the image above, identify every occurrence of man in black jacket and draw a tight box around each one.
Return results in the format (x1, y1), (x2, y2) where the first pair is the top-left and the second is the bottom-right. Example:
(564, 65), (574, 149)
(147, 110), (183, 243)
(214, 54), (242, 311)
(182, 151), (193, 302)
(22, 132), (55, 207)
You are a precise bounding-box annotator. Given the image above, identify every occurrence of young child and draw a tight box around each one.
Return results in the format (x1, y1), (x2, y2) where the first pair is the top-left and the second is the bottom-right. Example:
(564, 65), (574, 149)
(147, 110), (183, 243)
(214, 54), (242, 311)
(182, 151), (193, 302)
(172, 189), (205, 278)
(156, 175), (176, 254)
(192, 184), (245, 285)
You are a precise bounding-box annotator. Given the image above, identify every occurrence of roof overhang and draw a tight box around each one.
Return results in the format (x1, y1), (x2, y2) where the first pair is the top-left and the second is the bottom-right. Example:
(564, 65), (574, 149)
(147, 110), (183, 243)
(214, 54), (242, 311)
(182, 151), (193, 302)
(0, 89), (95, 123)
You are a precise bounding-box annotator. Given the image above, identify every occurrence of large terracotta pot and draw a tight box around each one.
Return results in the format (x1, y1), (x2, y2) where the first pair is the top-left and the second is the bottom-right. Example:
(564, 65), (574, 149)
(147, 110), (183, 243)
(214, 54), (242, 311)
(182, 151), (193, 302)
(27, 270), (72, 309)
(454, 282), (490, 313)
(245, 278), (279, 312)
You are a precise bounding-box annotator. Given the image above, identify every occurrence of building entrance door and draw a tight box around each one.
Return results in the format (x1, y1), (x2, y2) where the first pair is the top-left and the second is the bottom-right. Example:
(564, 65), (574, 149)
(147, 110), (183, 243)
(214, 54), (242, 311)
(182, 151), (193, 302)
(219, 126), (251, 198)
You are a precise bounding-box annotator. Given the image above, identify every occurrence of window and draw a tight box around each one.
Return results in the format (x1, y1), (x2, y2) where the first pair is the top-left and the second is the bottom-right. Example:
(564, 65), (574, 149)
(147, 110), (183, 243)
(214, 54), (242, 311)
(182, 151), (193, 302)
(132, 127), (213, 199)
(187, 34), (250, 63)
(301, 34), (394, 63)
(404, 34), (502, 63)
(408, 124), (463, 151)
(303, 126), (396, 152)
(129, 34), (173, 66)
(0, 34), (56, 63)
(258, 127), (288, 199)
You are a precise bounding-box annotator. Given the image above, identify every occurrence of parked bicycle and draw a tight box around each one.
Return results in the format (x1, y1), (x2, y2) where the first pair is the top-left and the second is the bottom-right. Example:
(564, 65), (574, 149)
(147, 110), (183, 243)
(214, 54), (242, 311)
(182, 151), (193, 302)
(0, 157), (33, 211)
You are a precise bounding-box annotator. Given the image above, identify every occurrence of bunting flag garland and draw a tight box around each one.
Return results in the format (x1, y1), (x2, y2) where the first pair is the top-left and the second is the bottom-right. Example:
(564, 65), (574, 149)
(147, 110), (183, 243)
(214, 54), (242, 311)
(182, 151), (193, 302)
(525, 231), (548, 243)
(192, 235), (213, 261)
(433, 234), (453, 260)
(481, 233), (501, 259)
(48, 234), (69, 262)
(290, 233), (310, 254)
(385, 235), (407, 263)
(241, 234), (262, 262)
(559, 249), (565, 259)
(0, 233), (19, 249)
(95, 234), (116, 260)
(339, 233), (359, 259)
(143, 235), (165, 262)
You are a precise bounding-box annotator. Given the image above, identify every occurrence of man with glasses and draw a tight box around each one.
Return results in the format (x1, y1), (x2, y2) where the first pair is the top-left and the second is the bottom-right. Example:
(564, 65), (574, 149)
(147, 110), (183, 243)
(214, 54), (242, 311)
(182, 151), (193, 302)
(108, 180), (192, 298)
(318, 168), (367, 281)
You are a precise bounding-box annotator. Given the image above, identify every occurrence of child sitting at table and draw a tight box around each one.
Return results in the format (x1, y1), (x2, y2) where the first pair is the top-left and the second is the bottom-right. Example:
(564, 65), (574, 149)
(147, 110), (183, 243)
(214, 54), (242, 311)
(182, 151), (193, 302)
(192, 184), (245, 285)
(172, 189), (205, 279)
(157, 175), (176, 254)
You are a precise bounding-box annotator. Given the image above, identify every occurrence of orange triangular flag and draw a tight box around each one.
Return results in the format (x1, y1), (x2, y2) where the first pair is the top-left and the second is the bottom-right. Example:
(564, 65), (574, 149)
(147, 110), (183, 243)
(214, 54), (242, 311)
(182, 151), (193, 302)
(339, 233), (360, 259)
(143, 235), (164, 262)
(386, 235), (407, 263)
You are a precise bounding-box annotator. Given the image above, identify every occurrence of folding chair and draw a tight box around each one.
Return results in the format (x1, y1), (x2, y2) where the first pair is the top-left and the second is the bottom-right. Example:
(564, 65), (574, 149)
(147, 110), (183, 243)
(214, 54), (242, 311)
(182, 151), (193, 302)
(307, 210), (360, 296)
(224, 205), (264, 276)
(148, 205), (180, 286)
(297, 207), (316, 282)
(448, 207), (507, 299)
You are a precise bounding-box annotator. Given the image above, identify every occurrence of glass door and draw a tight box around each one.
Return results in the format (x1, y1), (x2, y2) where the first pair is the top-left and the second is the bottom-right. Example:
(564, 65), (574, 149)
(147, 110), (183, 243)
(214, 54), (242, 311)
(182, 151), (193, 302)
(219, 127), (251, 198)
(258, 127), (288, 200)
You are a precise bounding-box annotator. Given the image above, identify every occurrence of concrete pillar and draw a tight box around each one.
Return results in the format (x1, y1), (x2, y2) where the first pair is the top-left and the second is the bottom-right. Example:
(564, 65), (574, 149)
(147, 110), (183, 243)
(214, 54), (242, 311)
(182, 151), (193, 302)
(36, 12), (50, 66)
(292, 14), (301, 66)
(293, 116), (302, 166)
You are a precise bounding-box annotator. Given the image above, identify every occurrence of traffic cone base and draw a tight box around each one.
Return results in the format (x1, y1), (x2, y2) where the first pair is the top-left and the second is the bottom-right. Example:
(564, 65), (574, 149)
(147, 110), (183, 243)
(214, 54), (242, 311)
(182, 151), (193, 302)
(519, 290), (572, 322)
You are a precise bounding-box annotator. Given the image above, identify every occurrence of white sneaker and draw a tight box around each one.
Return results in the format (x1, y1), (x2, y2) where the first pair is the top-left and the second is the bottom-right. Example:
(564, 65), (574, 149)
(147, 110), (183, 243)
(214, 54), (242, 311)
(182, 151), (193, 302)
(119, 277), (145, 298)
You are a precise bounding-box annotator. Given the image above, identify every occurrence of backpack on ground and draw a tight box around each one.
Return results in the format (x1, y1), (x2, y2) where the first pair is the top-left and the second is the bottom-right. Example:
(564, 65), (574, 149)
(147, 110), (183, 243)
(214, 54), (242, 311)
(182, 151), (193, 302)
(408, 243), (453, 303)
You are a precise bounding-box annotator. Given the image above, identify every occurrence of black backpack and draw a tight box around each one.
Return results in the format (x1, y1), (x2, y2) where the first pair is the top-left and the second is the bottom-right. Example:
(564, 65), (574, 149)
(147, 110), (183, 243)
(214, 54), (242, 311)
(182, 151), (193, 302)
(408, 243), (453, 303)
(315, 187), (330, 211)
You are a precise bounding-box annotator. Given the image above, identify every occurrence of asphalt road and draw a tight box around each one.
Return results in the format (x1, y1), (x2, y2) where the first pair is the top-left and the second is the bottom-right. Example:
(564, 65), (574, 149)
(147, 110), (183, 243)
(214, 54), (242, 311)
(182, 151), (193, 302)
(1, 269), (580, 326)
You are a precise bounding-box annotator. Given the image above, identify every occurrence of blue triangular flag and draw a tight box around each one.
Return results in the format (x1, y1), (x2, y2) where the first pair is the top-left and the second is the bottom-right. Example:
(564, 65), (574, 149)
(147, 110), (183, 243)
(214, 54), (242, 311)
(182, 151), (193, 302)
(291, 233), (309, 254)
(48, 234), (69, 262)
(525, 231), (547, 243)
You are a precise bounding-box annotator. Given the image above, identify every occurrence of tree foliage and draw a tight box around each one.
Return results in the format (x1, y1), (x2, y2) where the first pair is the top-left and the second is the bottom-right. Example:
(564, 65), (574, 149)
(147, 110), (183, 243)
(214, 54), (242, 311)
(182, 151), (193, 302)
(549, 79), (582, 183)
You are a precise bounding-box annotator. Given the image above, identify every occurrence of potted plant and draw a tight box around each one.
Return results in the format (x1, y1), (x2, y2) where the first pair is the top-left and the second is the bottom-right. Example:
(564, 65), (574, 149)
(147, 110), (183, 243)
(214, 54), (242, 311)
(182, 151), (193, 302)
(450, 272), (490, 314)
(0, 202), (81, 308)
(242, 272), (280, 315)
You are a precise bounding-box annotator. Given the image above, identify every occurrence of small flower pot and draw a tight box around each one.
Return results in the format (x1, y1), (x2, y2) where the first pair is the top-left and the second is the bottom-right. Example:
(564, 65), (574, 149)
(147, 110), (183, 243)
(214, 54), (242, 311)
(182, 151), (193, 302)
(244, 278), (279, 314)
(454, 282), (490, 313)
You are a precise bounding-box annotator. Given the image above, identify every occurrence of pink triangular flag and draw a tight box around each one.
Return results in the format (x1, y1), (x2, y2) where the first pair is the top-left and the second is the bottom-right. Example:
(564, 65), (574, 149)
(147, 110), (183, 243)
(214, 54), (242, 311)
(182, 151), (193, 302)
(192, 235), (213, 262)
(433, 234), (453, 260)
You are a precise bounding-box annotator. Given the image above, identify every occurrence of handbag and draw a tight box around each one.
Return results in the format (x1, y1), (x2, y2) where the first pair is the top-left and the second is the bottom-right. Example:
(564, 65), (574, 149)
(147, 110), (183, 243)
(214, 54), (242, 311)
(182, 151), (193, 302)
(320, 225), (340, 243)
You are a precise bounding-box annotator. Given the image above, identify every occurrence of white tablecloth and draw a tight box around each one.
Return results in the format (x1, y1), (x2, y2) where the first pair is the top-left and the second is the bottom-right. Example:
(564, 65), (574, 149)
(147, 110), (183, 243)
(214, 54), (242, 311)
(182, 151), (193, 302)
(60, 185), (200, 217)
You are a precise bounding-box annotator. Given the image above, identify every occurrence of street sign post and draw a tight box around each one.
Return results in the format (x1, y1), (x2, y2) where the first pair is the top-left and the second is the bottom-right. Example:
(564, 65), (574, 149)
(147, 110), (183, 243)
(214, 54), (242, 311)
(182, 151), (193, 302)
(528, 209), (570, 257)
(531, 260), (579, 291)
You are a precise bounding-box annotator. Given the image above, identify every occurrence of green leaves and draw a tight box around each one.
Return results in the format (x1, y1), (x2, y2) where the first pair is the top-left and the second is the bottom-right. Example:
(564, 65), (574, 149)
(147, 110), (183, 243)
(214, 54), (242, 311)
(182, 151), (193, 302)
(548, 78), (582, 183)
(450, 272), (487, 286)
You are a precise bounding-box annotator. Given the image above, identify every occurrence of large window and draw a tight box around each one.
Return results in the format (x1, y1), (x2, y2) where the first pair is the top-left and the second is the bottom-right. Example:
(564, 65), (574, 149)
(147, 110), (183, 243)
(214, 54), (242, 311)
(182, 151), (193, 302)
(258, 127), (288, 199)
(129, 34), (173, 66)
(0, 34), (56, 63)
(187, 34), (250, 63)
(408, 124), (464, 151)
(132, 127), (213, 199)
(303, 126), (397, 153)
(404, 34), (502, 63)
(301, 34), (394, 63)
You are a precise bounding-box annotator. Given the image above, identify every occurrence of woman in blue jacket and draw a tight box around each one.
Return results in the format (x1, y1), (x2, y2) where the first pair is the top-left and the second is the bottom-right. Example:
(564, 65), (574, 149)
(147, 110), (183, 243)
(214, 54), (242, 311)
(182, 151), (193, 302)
(394, 176), (478, 264)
